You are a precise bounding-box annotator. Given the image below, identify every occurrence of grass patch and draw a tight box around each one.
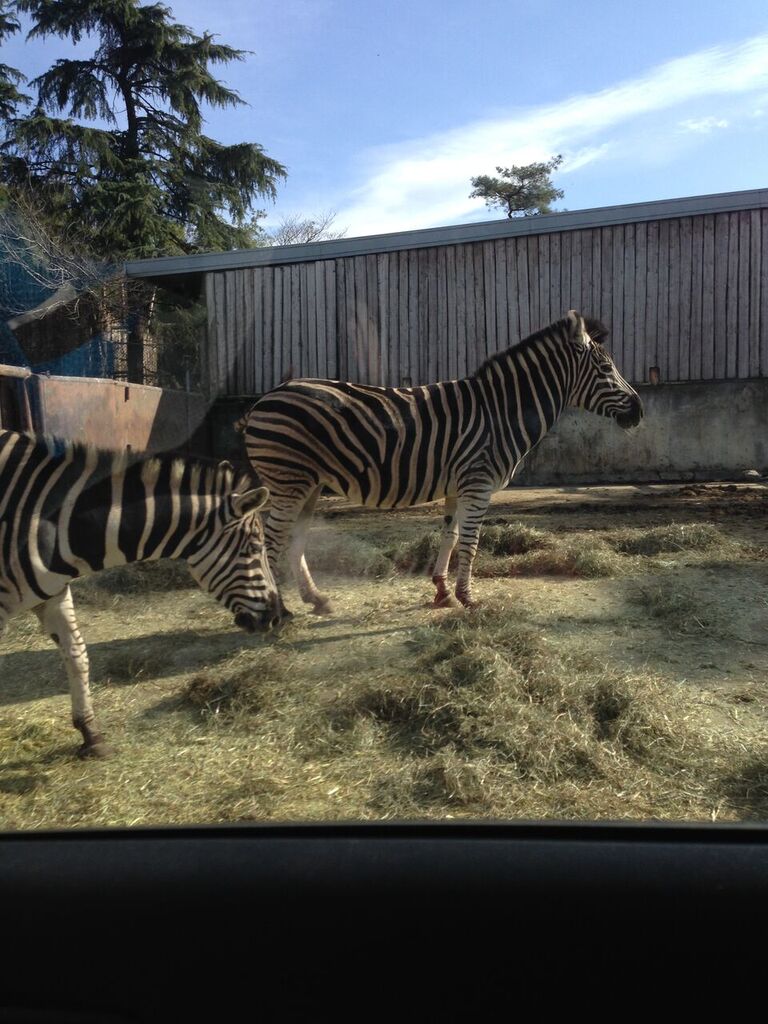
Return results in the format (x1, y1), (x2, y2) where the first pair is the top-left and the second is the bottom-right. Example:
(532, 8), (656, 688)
(392, 522), (621, 579)
(320, 518), (734, 587)
(630, 582), (728, 635)
(181, 647), (295, 719)
(391, 532), (441, 574)
(393, 521), (551, 572)
(608, 523), (729, 556)
(409, 607), (683, 769)
(101, 651), (158, 683)
(286, 604), (720, 821)
(504, 538), (629, 578)
(480, 522), (551, 556)
(303, 530), (393, 578)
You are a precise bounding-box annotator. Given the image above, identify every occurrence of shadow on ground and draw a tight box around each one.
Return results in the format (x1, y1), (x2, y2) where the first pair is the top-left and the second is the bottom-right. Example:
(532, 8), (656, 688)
(719, 757), (768, 821)
(0, 627), (267, 706)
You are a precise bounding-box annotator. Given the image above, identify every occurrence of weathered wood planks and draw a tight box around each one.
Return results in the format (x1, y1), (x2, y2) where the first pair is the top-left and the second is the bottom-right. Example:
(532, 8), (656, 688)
(205, 209), (766, 393)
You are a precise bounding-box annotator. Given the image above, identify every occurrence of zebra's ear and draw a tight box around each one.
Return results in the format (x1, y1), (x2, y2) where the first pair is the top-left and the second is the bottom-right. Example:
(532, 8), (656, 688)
(584, 317), (609, 343)
(232, 487), (270, 517)
(565, 310), (590, 349)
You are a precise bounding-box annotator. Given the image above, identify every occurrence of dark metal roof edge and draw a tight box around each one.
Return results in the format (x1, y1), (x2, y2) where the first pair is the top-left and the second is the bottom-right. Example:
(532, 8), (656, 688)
(125, 187), (768, 278)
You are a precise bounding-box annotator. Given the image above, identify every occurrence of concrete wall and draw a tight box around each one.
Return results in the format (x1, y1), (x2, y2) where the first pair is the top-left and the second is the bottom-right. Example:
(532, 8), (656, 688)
(207, 380), (768, 486)
(515, 379), (768, 485)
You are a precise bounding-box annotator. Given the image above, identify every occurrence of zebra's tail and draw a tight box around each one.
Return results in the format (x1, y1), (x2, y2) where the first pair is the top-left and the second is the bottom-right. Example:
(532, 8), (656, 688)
(233, 366), (296, 435)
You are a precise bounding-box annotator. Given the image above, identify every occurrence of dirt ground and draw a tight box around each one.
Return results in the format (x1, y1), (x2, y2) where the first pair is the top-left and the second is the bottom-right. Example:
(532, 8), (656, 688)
(316, 481), (768, 686)
(2, 480), (768, 830)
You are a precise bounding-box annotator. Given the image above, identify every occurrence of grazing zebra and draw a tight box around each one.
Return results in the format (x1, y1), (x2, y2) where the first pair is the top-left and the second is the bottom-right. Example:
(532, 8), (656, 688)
(0, 430), (284, 757)
(240, 310), (643, 614)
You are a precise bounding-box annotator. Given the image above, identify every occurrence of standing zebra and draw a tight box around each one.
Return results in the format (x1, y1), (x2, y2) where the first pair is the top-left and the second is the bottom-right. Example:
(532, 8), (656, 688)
(0, 430), (284, 757)
(240, 311), (643, 614)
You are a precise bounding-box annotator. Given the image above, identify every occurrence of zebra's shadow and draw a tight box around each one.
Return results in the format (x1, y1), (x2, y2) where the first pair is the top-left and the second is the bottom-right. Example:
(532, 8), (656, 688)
(0, 628), (268, 707)
(285, 623), (414, 651)
(1, 619), (420, 708)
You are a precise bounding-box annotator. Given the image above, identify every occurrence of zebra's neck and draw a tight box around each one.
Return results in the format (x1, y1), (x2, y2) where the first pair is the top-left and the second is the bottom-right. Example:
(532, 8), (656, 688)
(66, 451), (238, 573)
(475, 328), (575, 465)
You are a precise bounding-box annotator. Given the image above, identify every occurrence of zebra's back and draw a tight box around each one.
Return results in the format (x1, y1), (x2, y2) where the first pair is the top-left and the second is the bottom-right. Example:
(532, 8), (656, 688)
(244, 377), (492, 509)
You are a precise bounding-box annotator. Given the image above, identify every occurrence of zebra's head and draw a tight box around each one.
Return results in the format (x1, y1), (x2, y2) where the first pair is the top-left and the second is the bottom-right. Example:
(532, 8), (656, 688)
(186, 484), (285, 632)
(565, 311), (643, 429)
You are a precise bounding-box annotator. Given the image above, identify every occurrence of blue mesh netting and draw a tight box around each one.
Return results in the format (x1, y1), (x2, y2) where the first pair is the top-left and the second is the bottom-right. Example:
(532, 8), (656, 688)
(31, 335), (116, 377)
(0, 228), (118, 376)
(0, 254), (51, 365)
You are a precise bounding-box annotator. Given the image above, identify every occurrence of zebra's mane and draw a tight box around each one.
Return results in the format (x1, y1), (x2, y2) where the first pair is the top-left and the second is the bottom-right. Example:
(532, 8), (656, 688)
(14, 430), (255, 496)
(472, 314), (609, 378)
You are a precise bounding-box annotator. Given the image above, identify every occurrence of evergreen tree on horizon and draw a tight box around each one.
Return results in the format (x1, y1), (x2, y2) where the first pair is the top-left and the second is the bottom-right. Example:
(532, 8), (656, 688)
(470, 156), (564, 219)
(0, 0), (286, 259)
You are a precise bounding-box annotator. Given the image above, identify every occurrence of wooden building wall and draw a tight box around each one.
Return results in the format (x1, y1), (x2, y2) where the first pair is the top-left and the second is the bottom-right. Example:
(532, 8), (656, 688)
(203, 207), (768, 396)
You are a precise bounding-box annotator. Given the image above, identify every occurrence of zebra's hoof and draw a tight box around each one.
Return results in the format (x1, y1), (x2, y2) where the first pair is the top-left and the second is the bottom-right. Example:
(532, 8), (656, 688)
(77, 740), (114, 760)
(312, 598), (334, 615)
(433, 593), (460, 608)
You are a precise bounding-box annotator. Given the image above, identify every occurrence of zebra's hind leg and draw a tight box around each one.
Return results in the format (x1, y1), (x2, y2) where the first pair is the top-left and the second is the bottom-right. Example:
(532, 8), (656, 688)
(266, 485), (332, 616)
(432, 496), (460, 608)
(34, 586), (111, 759)
(453, 490), (493, 608)
(287, 486), (334, 615)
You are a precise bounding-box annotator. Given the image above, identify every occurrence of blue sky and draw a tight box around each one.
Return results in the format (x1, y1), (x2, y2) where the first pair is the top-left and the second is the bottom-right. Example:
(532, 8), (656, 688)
(5, 0), (768, 238)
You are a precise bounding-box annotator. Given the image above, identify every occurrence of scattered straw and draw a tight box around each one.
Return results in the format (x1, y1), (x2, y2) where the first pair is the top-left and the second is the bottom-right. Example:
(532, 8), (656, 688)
(3, 499), (768, 830)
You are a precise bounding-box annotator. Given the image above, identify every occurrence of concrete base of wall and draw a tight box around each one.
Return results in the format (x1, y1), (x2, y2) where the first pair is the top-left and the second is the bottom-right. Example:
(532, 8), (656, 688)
(515, 379), (768, 485)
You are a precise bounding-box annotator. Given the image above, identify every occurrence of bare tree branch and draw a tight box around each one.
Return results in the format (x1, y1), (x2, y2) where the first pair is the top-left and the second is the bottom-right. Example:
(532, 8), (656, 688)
(267, 210), (347, 246)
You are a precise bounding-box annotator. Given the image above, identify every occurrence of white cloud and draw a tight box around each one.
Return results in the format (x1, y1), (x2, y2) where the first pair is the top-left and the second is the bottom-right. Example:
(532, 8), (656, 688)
(560, 144), (614, 172)
(333, 33), (768, 236)
(678, 116), (730, 133)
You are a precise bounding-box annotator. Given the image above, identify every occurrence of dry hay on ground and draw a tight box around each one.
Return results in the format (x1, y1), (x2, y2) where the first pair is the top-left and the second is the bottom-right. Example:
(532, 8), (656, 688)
(2, 482), (768, 830)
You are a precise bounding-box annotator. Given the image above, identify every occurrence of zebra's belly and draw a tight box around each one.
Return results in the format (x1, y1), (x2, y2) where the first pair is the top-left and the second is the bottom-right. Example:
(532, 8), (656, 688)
(321, 464), (510, 510)
(333, 471), (454, 511)
(368, 486), (451, 511)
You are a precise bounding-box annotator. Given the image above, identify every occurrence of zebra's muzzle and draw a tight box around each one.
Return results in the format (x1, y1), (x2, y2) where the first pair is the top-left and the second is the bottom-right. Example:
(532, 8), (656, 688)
(235, 604), (284, 633)
(615, 395), (643, 430)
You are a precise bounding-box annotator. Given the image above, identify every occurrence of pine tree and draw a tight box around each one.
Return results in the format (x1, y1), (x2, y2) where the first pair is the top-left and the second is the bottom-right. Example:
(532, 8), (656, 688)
(0, 3), (28, 121)
(2, 0), (286, 259)
(0, 2), (30, 195)
(469, 156), (564, 219)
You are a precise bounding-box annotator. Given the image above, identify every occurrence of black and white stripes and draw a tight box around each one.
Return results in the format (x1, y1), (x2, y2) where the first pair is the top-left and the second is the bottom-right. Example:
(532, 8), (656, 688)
(241, 311), (642, 612)
(0, 430), (283, 756)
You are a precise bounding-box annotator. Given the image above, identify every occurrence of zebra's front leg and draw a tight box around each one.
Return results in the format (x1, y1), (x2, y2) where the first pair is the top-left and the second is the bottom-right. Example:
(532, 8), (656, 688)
(34, 586), (111, 759)
(432, 497), (459, 608)
(453, 491), (492, 608)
